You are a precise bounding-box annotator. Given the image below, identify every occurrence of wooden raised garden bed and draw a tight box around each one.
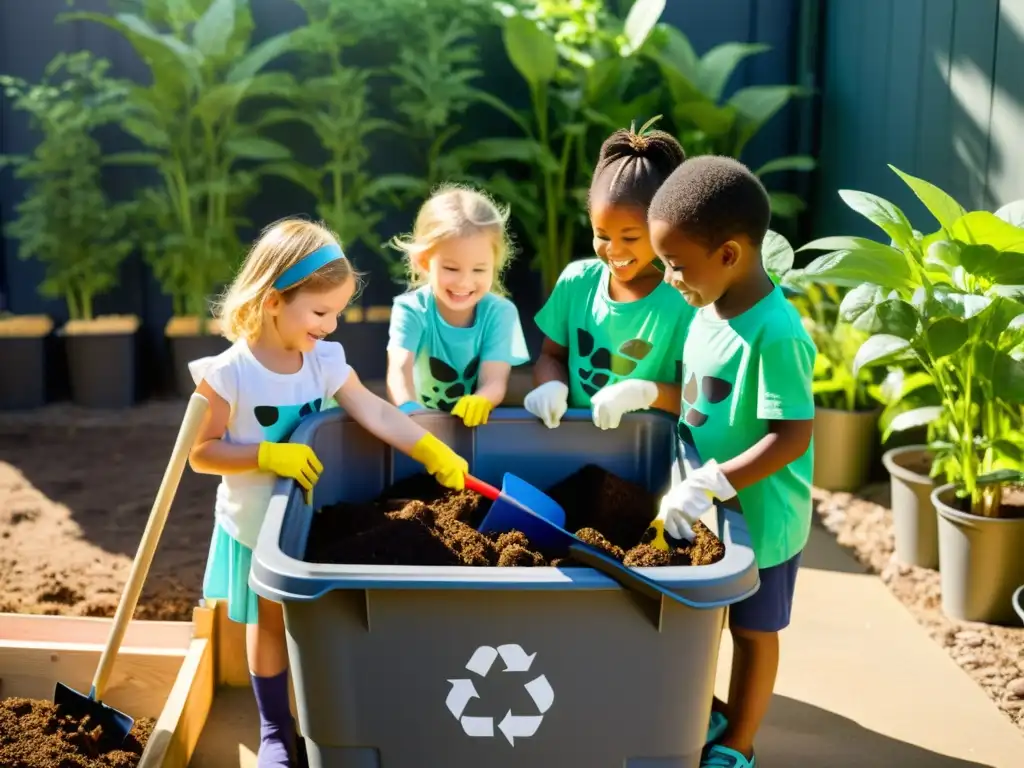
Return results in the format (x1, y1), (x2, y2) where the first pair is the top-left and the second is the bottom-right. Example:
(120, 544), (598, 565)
(0, 604), (217, 767)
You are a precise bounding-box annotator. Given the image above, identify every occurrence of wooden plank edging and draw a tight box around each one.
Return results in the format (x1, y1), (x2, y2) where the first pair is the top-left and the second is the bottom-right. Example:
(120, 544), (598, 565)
(0, 607), (214, 768)
(137, 605), (216, 768)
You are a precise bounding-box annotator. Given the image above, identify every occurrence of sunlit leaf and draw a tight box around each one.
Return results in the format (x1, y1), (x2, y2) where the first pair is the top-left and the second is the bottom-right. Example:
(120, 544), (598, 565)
(888, 165), (965, 230)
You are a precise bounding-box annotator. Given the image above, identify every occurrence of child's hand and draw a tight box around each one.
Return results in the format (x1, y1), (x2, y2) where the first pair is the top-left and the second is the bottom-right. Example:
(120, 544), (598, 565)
(590, 379), (657, 430)
(409, 431), (469, 490)
(257, 442), (323, 505)
(656, 481), (710, 541)
(524, 381), (569, 429)
(451, 394), (493, 427)
(657, 459), (737, 538)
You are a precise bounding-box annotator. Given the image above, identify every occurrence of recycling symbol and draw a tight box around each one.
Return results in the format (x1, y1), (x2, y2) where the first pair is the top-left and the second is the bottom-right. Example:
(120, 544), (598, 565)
(445, 643), (554, 746)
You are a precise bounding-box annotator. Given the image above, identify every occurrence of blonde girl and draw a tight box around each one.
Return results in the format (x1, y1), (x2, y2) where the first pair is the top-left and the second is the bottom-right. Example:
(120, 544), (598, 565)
(187, 218), (468, 767)
(386, 185), (529, 427)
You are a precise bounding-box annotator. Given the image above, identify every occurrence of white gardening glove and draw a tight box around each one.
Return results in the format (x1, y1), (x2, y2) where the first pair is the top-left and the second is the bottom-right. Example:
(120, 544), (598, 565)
(523, 381), (569, 429)
(590, 379), (658, 430)
(656, 460), (737, 540)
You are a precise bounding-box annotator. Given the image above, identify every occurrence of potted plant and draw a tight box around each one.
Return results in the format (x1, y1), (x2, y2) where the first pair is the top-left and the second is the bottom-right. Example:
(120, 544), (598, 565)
(801, 164), (1024, 623)
(767, 233), (883, 491)
(0, 52), (138, 408)
(787, 282), (884, 492)
(66, 0), (304, 396)
(0, 314), (53, 410)
(874, 366), (944, 567)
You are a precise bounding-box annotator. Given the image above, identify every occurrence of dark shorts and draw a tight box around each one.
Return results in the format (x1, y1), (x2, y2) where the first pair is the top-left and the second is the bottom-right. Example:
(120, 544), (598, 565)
(728, 551), (802, 633)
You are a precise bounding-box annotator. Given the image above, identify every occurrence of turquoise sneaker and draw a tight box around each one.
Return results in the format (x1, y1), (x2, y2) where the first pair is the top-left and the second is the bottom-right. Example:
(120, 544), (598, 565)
(701, 744), (756, 767)
(706, 710), (728, 744)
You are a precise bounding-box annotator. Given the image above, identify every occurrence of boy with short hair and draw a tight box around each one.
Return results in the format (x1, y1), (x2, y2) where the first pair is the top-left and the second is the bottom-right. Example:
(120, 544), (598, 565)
(648, 155), (816, 768)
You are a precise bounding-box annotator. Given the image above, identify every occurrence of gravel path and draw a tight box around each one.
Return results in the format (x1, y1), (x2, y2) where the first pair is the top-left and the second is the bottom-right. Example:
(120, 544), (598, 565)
(814, 484), (1024, 733)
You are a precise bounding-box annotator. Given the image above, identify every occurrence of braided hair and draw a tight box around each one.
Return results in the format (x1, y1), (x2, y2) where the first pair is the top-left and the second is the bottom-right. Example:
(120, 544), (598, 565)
(588, 116), (686, 213)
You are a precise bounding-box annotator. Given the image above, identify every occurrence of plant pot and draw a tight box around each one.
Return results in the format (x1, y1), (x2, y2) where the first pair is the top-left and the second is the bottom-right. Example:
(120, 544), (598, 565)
(812, 406), (879, 492)
(328, 304), (390, 382)
(0, 315), (53, 410)
(882, 445), (939, 569)
(166, 316), (232, 397)
(933, 483), (1024, 625)
(63, 315), (139, 408)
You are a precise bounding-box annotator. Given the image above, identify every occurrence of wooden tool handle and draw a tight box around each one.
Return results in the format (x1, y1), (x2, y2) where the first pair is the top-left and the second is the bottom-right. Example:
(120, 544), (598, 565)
(91, 393), (210, 700)
(464, 474), (500, 501)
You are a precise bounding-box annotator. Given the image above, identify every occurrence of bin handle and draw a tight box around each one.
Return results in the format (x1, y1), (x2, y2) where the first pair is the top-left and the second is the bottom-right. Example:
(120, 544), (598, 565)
(567, 543), (704, 610)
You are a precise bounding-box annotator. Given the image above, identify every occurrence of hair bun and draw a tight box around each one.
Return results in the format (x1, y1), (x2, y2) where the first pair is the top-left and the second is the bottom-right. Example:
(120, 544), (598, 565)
(589, 116), (686, 212)
(627, 132), (649, 152)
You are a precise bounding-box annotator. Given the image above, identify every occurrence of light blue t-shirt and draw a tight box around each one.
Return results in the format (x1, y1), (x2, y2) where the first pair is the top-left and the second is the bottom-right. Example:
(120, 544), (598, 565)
(388, 286), (530, 412)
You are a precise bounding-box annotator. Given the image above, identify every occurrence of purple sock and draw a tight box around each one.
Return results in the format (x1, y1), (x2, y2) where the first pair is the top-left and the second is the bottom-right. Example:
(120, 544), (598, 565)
(251, 670), (294, 768)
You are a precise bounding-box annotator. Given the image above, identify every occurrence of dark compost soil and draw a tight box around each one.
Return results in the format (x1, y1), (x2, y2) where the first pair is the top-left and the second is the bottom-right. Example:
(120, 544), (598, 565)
(0, 697), (153, 767)
(306, 464), (725, 567)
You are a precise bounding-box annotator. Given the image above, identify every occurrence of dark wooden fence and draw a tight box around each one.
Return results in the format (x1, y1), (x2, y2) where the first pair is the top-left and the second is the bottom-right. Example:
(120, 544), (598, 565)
(813, 0), (1024, 238)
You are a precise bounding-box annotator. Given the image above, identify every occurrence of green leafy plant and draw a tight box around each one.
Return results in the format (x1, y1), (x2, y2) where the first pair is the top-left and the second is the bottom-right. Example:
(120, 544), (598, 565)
(788, 284), (883, 412)
(771, 232), (882, 412)
(367, 2), (515, 279)
(62, 0), (301, 323)
(799, 164), (1024, 516)
(384, 2), (501, 192)
(488, 0), (667, 294)
(260, 0), (406, 270)
(0, 52), (134, 322)
(640, 23), (814, 219)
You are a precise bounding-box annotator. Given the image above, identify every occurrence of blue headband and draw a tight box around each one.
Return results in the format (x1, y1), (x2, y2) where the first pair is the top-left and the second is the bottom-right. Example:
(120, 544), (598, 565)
(273, 244), (346, 290)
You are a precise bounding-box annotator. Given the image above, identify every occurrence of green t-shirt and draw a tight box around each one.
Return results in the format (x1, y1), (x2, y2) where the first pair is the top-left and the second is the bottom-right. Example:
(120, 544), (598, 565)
(388, 287), (530, 412)
(680, 286), (816, 568)
(535, 258), (694, 408)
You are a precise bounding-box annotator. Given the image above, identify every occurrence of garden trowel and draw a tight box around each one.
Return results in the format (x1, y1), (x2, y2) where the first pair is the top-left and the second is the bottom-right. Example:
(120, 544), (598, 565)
(54, 393), (209, 749)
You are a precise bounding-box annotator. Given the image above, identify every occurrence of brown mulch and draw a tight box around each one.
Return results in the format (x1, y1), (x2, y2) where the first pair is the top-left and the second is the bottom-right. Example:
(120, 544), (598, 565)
(814, 483), (1024, 733)
(0, 697), (153, 767)
(307, 468), (724, 568)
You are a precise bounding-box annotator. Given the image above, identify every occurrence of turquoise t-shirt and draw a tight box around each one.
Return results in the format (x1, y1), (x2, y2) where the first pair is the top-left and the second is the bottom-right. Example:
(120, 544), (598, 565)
(388, 286), (530, 412)
(534, 258), (694, 408)
(681, 285), (816, 568)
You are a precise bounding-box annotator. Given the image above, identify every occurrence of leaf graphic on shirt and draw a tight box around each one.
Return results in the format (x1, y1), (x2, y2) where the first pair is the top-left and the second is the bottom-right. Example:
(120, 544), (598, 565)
(703, 377), (733, 404)
(618, 338), (653, 360)
(252, 398), (323, 443)
(422, 356), (481, 411)
(681, 374), (733, 429)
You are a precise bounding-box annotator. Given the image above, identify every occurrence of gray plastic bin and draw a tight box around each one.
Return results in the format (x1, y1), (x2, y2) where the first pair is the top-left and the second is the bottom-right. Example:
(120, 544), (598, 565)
(251, 408), (758, 768)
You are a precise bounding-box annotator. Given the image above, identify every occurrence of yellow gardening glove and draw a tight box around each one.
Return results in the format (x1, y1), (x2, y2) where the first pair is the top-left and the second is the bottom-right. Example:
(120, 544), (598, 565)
(257, 442), (323, 505)
(451, 394), (493, 427)
(409, 431), (468, 490)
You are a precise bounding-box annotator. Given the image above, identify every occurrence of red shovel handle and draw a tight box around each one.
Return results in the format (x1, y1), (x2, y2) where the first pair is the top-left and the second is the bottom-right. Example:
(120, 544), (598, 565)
(464, 474), (500, 501)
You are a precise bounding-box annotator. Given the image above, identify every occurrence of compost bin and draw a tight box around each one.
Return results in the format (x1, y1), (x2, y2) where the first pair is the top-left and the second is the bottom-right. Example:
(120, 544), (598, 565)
(251, 409), (758, 768)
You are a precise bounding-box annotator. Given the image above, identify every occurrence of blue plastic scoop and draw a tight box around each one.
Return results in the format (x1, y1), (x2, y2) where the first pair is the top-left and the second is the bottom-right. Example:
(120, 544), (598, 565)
(469, 473), (566, 550)
(469, 473), (701, 609)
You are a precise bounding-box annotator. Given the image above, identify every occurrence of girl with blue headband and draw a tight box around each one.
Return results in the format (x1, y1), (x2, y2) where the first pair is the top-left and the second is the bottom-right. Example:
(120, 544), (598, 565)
(386, 185), (529, 426)
(187, 218), (469, 767)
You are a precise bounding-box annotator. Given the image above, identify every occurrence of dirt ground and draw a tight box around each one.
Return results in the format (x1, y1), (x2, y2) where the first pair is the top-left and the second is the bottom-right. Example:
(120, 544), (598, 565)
(814, 484), (1024, 733)
(0, 403), (216, 620)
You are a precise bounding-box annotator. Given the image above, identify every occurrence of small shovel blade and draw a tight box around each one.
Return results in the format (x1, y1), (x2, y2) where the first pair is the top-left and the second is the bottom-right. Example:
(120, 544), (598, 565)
(499, 473), (566, 527)
(54, 681), (134, 750)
